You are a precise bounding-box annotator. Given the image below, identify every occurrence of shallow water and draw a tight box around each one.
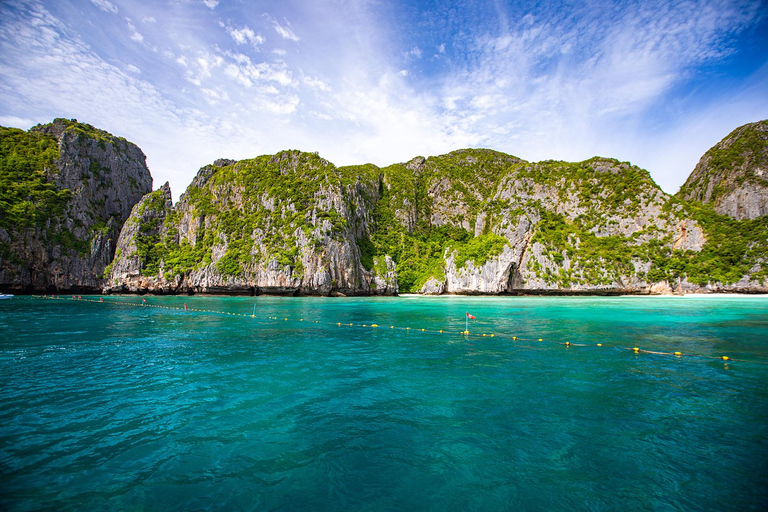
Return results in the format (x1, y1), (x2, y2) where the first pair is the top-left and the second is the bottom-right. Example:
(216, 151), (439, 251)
(1, 295), (767, 510)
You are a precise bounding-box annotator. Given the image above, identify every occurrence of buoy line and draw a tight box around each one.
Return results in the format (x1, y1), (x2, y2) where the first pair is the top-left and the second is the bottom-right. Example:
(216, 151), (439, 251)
(30, 295), (768, 366)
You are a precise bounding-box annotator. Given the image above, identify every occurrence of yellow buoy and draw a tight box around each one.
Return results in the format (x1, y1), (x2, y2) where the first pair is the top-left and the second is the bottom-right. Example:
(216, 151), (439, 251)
(371, 324), (378, 328)
(463, 330), (469, 335)
(439, 330), (443, 333)
(633, 347), (640, 353)
(674, 351), (682, 356)
(722, 356), (730, 361)
(538, 338), (543, 342)
(597, 343), (603, 347)
(421, 328), (425, 332)
(512, 336), (517, 340)
(565, 341), (570, 346)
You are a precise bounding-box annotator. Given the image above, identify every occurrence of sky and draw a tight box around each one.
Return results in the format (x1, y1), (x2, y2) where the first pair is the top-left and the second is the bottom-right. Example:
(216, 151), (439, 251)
(1, 0), (767, 201)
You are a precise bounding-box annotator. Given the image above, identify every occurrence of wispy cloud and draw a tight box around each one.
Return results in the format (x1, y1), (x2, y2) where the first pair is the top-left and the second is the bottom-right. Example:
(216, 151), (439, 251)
(225, 24), (264, 47)
(405, 46), (422, 60)
(126, 19), (143, 43)
(267, 15), (300, 42)
(90, 0), (117, 14)
(202, 0), (218, 10)
(302, 75), (330, 92)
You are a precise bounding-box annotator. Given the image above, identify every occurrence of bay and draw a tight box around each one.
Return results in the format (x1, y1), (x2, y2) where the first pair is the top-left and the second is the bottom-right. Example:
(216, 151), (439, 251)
(1, 295), (767, 510)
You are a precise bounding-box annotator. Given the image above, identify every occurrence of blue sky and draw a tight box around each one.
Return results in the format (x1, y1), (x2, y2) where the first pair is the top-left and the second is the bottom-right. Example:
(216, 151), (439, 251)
(1, 0), (767, 200)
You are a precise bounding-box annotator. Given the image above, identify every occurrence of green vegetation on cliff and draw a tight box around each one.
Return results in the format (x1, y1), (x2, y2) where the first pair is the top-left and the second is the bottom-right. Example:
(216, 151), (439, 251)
(0, 127), (69, 230)
(134, 188), (169, 276)
(649, 201), (768, 286)
(134, 152), (382, 279)
(530, 209), (639, 287)
(520, 158), (655, 217)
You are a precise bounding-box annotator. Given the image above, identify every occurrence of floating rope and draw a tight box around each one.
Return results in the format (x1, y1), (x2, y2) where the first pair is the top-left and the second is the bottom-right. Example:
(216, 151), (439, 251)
(31, 295), (768, 365)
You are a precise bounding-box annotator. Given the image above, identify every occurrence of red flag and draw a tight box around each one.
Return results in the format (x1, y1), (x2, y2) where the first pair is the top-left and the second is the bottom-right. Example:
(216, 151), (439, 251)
(466, 311), (476, 319)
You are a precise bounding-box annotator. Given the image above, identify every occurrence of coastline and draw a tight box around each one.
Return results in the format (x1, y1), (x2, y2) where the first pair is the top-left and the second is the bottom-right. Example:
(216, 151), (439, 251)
(8, 288), (768, 298)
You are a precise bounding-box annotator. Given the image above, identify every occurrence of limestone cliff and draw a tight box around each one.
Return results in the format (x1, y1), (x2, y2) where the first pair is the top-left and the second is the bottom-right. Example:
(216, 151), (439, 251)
(374, 151), (708, 295)
(105, 152), (398, 295)
(105, 140), (768, 296)
(0, 119), (152, 292)
(5, 117), (760, 296)
(678, 120), (768, 220)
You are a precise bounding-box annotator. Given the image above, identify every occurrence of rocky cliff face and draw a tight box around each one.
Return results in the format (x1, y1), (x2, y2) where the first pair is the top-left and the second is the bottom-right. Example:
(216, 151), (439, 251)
(678, 120), (768, 220)
(106, 152), (398, 295)
(0, 119), (152, 292)
(376, 151), (709, 295)
(105, 132), (768, 296)
(6, 118), (763, 296)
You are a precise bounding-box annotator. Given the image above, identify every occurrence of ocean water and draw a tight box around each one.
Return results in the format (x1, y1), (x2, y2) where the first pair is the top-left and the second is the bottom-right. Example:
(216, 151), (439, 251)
(1, 294), (767, 511)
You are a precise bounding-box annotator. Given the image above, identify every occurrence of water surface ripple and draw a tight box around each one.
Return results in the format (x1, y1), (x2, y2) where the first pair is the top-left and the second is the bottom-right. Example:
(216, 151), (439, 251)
(1, 295), (767, 510)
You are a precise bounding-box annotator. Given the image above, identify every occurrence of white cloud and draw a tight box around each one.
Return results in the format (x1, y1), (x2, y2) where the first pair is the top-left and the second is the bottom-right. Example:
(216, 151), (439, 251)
(90, 0), (117, 14)
(126, 19), (143, 43)
(126, 64), (141, 74)
(219, 51), (293, 87)
(268, 16), (300, 42)
(143, 16), (156, 23)
(226, 25), (264, 47)
(310, 110), (333, 121)
(406, 46), (422, 59)
(201, 87), (229, 105)
(303, 76), (330, 91)
(203, 0), (218, 10)
(256, 95), (299, 115)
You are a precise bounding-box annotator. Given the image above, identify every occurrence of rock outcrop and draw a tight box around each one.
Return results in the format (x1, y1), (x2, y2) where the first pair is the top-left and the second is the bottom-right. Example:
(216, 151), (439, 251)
(678, 120), (768, 220)
(0, 119), (152, 292)
(385, 151), (711, 295)
(105, 153), (398, 296)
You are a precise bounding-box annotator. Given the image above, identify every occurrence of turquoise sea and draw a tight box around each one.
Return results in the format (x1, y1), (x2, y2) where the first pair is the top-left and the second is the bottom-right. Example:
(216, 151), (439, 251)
(1, 294), (767, 511)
